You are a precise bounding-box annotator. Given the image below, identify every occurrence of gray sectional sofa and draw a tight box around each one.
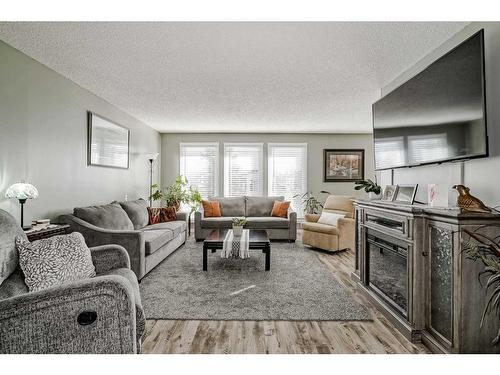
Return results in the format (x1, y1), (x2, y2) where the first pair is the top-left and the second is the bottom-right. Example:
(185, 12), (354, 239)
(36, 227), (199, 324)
(60, 198), (187, 279)
(194, 196), (297, 241)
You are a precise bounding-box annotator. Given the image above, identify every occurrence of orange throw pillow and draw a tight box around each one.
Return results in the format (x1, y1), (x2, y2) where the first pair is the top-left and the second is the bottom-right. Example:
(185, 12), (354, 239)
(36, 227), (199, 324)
(147, 207), (177, 225)
(202, 200), (221, 217)
(271, 201), (290, 218)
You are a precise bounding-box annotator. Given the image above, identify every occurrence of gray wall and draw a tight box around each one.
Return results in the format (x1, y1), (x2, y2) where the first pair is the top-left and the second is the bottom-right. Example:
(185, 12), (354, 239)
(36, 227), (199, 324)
(0, 41), (161, 225)
(379, 22), (500, 206)
(161, 133), (374, 200)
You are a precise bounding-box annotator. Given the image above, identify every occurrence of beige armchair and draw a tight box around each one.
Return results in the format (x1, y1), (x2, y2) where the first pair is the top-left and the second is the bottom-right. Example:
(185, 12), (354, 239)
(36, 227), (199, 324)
(302, 195), (355, 252)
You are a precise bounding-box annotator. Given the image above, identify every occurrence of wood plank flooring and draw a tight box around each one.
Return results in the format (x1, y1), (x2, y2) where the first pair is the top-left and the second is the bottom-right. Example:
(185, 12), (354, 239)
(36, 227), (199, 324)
(141, 234), (430, 354)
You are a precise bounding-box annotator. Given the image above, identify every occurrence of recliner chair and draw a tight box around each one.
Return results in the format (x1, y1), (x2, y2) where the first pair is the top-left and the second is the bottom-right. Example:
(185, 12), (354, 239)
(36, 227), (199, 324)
(302, 195), (355, 252)
(0, 209), (145, 354)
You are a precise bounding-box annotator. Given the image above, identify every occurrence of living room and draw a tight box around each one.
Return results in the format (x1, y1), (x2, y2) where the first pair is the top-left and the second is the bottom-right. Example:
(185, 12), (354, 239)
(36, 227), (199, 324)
(1, 1), (500, 372)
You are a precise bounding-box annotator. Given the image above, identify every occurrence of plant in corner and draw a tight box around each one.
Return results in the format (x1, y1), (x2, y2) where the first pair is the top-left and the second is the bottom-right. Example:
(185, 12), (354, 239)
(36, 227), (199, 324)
(293, 192), (325, 214)
(354, 179), (381, 200)
(150, 175), (202, 212)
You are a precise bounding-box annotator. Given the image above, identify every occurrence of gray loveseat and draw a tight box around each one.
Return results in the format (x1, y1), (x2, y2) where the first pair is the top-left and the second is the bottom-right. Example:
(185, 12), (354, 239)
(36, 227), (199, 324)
(60, 198), (187, 279)
(195, 196), (297, 241)
(0, 209), (144, 354)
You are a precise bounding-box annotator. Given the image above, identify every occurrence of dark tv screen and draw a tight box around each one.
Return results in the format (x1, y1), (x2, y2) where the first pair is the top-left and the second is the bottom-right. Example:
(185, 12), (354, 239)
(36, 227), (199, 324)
(373, 30), (487, 170)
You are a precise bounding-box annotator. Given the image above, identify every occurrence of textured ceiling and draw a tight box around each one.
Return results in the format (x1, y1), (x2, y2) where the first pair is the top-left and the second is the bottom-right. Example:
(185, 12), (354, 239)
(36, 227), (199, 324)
(0, 22), (468, 133)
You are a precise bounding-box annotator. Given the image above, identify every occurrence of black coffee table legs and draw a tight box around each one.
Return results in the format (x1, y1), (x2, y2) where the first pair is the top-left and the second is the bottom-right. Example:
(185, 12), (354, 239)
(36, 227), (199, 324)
(202, 243), (271, 271)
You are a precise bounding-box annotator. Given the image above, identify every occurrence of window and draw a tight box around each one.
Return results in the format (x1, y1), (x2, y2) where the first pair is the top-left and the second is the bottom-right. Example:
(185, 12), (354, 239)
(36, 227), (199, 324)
(180, 143), (219, 198)
(374, 136), (406, 169)
(268, 143), (307, 217)
(408, 134), (448, 164)
(224, 143), (263, 197)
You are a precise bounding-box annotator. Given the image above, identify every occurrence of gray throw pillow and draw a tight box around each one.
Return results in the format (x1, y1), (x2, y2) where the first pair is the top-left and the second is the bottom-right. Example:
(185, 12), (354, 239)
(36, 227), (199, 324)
(119, 198), (149, 229)
(15, 232), (96, 292)
(74, 203), (134, 230)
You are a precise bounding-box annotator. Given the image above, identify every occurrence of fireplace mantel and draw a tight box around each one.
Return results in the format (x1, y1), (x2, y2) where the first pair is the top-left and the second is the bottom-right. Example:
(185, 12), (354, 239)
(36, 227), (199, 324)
(353, 199), (500, 353)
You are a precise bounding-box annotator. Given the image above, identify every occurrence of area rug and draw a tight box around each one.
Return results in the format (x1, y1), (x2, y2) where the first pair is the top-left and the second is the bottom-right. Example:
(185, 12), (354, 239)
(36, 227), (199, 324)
(139, 238), (371, 321)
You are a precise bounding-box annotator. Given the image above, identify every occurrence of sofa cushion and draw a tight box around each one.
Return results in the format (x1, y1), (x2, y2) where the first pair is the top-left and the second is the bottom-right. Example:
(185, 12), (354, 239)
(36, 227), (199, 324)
(16, 232), (96, 292)
(99, 267), (145, 342)
(210, 197), (245, 216)
(74, 203), (134, 230)
(271, 201), (290, 218)
(245, 217), (290, 229)
(245, 196), (284, 217)
(318, 212), (345, 226)
(119, 199), (149, 229)
(0, 209), (27, 286)
(201, 200), (221, 217)
(142, 221), (186, 238)
(142, 230), (174, 255)
(201, 217), (244, 229)
(302, 222), (340, 235)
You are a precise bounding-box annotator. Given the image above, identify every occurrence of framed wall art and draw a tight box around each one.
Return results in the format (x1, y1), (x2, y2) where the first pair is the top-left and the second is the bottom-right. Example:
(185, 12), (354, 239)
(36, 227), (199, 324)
(87, 111), (130, 169)
(323, 149), (364, 182)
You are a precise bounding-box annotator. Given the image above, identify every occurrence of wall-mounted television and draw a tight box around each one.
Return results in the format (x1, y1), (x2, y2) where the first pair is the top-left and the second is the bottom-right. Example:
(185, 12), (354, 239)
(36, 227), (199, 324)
(373, 29), (488, 170)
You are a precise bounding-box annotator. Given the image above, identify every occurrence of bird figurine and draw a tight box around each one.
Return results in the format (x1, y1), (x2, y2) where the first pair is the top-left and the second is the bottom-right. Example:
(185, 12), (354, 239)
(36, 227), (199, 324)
(452, 184), (491, 213)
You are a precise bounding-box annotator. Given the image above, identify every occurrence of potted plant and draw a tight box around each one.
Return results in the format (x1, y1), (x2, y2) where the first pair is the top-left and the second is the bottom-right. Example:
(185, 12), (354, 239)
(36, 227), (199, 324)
(232, 218), (247, 236)
(293, 192), (325, 214)
(150, 175), (202, 212)
(354, 179), (381, 200)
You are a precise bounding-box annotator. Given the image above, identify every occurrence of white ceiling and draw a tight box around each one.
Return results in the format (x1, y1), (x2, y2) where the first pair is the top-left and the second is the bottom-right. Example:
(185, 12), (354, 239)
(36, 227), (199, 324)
(0, 22), (468, 133)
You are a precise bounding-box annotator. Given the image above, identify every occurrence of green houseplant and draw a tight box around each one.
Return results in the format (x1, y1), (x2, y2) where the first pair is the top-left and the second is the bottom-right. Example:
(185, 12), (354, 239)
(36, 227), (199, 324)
(293, 192), (324, 214)
(354, 179), (381, 199)
(232, 218), (247, 236)
(150, 175), (201, 212)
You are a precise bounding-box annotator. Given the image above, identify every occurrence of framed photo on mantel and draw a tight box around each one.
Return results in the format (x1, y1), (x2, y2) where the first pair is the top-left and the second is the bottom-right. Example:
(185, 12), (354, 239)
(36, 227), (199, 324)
(87, 111), (130, 169)
(323, 149), (365, 182)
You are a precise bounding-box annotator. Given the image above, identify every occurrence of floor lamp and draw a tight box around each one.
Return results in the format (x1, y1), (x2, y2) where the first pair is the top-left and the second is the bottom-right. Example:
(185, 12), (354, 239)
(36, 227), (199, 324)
(147, 153), (159, 207)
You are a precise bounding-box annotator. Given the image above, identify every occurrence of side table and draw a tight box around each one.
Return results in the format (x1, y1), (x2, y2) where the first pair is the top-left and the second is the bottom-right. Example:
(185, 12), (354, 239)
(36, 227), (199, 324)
(25, 224), (70, 242)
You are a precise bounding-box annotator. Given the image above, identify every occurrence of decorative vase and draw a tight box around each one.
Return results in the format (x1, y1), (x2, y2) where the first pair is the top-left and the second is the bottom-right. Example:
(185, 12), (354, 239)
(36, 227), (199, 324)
(368, 192), (381, 201)
(232, 225), (243, 236)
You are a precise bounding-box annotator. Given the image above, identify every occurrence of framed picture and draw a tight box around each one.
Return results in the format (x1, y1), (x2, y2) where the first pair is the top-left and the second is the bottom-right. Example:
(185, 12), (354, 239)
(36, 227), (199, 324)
(382, 185), (398, 201)
(87, 111), (130, 169)
(394, 184), (418, 204)
(323, 149), (364, 182)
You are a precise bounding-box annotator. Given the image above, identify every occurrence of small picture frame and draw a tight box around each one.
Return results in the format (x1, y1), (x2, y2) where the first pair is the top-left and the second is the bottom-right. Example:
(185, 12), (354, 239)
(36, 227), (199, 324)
(382, 185), (398, 201)
(393, 184), (418, 204)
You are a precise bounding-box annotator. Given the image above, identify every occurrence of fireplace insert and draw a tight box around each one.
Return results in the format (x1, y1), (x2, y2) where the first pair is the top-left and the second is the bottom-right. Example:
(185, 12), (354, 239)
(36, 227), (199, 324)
(366, 229), (409, 317)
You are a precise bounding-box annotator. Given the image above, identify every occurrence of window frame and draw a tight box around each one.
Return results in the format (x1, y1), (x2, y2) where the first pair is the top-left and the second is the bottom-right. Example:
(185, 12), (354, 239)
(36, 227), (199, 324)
(223, 142), (264, 197)
(179, 142), (220, 198)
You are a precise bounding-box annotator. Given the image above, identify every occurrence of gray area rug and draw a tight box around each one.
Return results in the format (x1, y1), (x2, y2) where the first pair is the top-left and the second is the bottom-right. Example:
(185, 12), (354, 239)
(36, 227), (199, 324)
(139, 238), (371, 321)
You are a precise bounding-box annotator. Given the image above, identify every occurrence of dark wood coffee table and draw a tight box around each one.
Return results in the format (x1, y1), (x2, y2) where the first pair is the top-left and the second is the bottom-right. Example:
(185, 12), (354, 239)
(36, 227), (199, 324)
(202, 229), (271, 271)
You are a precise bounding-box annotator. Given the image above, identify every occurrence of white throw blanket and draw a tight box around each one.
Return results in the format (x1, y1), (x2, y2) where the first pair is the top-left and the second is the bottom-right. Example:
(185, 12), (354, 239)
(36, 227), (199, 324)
(221, 229), (250, 259)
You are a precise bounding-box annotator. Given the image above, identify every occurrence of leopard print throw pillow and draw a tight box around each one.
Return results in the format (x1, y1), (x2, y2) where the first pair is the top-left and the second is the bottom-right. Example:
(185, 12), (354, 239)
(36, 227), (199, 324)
(15, 232), (96, 292)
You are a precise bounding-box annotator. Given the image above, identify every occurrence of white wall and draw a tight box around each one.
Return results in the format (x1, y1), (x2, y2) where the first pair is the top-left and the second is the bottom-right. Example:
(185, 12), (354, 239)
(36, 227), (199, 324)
(0, 41), (161, 225)
(161, 133), (374, 200)
(379, 22), (500, 206)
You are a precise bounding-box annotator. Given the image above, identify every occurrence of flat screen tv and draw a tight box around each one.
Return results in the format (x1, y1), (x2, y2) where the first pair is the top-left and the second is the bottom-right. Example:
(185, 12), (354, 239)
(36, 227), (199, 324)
(373, 30), (488, 170)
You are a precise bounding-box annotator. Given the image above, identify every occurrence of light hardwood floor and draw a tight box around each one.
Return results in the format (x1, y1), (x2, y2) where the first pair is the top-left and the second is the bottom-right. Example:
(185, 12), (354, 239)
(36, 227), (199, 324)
(141, 234), (430, 354)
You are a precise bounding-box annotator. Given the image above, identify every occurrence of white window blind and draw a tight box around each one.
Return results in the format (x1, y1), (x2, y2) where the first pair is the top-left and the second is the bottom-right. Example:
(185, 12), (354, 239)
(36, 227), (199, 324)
(408, 134), (448, 164)
(374, 137), (406, 169)
(224, 143), (263, 197)
(179, 143), (219, 198)
(268, 143), (307, 218)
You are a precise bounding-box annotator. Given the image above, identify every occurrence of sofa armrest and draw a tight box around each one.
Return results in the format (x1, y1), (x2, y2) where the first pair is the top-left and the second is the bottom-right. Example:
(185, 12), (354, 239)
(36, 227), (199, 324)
(175, 211), (188, 224)
(59, 215), (145, 279)
(337, 217), (355, 250)
(0, 275), (137, 354)
(90, 244), (131, 274)
(304, 213), (321, 223)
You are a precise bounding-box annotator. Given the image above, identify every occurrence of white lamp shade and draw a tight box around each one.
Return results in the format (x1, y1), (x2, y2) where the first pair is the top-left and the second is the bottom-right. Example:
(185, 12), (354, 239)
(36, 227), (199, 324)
(5, 183), (39, 200)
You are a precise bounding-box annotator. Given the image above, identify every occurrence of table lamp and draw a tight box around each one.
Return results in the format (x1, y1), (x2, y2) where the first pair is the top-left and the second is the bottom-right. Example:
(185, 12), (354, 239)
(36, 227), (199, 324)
(5, 182), (39, 229)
